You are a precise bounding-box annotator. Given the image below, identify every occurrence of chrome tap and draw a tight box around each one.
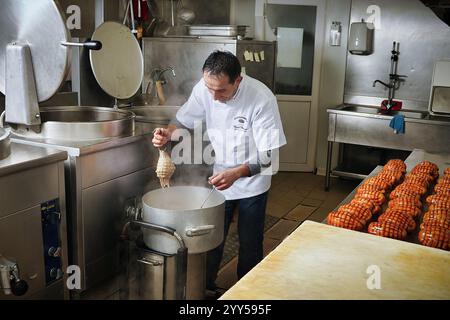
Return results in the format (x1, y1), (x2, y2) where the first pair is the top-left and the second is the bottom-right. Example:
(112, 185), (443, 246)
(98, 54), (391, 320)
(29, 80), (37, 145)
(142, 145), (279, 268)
(145, 67), (176, 105)
(372, 79), (390, 88)
(372, 42), (407, 111)
(151, 66), (176, 83)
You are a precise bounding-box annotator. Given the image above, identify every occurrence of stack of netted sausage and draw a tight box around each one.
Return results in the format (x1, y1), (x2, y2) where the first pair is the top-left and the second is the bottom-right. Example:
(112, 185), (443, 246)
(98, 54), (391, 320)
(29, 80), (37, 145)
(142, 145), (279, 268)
(327, 159), (406, 231)
(419, 167), (450, 250)
(368, 160), (438, 240)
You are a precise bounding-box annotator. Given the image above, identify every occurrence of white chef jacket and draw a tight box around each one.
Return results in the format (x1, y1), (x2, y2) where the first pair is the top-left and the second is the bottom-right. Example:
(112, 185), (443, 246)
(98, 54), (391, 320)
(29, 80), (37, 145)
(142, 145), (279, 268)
(176, 74), (287, 200)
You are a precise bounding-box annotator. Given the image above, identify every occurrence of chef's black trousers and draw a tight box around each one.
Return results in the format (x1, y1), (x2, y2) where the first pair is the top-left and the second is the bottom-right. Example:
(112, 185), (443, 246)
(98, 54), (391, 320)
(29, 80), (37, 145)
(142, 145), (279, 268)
(206, 191), (268, 291)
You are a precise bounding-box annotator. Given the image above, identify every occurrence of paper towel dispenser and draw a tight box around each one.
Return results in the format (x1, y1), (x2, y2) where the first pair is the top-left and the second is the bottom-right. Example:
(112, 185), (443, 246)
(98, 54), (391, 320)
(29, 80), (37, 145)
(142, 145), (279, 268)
(348, 20), (374, 55)
(428, 60), (450, 117)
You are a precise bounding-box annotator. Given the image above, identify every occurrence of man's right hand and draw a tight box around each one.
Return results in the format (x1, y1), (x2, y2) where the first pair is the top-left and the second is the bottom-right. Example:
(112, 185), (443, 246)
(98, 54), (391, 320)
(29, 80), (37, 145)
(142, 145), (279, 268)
(152, 128), (171, 148)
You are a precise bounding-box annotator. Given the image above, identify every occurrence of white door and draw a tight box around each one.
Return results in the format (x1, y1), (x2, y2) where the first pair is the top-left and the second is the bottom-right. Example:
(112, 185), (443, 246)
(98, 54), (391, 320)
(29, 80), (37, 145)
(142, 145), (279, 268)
(278, 97), (311, 171)
(261, 0), (326, 172)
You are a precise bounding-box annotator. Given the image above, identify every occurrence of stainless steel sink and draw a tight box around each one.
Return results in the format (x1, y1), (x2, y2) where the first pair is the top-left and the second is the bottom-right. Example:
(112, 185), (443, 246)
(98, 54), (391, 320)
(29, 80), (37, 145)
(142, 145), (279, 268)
(9, 106), (135, 140)
(326, 103), (450, 191)
(338, 104), (428, 119)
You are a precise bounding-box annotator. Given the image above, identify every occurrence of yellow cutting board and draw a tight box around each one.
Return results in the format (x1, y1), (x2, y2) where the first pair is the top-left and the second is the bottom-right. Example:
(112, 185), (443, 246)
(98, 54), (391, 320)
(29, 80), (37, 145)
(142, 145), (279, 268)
(220, 220), (450, 300)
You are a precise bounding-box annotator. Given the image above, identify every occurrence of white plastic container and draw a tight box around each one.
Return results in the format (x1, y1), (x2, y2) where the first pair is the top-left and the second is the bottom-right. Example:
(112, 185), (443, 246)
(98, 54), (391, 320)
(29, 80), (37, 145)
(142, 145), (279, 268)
(348, 20), (374, 55)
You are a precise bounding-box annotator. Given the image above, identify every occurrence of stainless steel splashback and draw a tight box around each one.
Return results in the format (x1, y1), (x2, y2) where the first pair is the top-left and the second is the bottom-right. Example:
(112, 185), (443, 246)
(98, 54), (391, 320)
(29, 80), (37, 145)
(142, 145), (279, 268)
(142, 37), (237, 106)
(142, 37), (276, 106)
(344, 0), (450, 110)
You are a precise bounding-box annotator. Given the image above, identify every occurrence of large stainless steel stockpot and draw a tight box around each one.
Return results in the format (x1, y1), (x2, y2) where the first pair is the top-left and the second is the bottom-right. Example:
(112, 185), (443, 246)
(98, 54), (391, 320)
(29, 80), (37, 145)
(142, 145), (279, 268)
(142, 186), (225, 254)
(9, 106), (135, 140)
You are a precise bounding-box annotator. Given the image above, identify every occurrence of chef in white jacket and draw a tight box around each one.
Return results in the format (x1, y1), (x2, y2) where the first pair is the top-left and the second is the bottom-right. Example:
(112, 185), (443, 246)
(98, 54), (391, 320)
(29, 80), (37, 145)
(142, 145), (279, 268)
(153, 50), (286, 296)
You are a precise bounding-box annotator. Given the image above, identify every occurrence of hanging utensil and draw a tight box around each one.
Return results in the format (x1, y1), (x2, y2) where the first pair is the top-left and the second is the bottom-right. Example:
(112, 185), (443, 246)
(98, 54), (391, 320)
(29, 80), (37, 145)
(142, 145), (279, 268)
(200, 186), (217, 209)
(171, 0), (175, 27)
(122, 0), (130, 25)
(177, 0), (195, 25)
(152, 0), (171, 36)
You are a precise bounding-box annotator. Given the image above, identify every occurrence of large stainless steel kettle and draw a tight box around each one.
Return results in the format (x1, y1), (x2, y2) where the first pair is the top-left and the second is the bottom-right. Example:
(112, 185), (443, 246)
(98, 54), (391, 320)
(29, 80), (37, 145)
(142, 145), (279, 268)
(141, 186), (225, 254)
(0, 127), (10, 160)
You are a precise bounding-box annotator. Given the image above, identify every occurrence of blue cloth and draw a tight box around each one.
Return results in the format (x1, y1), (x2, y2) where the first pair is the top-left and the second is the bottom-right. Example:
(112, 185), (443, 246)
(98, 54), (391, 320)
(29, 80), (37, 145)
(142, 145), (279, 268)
(389, 114), (405, 134)
(206, 191), (268, 290)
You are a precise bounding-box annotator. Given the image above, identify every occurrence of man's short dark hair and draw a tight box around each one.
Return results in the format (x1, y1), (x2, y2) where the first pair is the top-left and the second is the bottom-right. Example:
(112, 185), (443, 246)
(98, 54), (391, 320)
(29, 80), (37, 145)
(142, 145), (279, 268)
(202, 50), (242, 83)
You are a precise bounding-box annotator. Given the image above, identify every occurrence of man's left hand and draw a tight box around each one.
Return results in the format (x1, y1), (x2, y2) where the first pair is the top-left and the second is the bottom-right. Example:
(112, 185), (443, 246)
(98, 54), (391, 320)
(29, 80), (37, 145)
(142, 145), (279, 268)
(209, 165), (250, 190)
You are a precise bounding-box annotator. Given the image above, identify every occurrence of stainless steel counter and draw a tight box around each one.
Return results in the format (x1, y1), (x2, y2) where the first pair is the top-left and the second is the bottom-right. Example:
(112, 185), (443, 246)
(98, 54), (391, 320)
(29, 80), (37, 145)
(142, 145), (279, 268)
(325, 104), (450, 190)
(0, 143), (67, 177)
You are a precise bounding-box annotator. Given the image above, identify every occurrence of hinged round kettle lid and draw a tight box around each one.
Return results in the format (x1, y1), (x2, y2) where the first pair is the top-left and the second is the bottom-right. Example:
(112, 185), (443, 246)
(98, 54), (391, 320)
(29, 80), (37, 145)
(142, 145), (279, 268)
(89, 21), (144, 100)
(0, 0), (70, 102)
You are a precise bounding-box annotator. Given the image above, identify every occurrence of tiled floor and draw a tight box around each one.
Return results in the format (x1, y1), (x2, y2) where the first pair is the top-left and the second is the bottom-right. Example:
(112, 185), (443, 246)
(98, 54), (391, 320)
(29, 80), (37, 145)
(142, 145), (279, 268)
(214, 172), (359, 295)
(78, 172), (359, 300)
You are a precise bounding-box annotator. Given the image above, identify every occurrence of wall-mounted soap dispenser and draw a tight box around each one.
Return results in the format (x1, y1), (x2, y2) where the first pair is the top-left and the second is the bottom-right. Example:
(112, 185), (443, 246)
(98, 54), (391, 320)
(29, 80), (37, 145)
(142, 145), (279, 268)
(348, 19), (374, 55)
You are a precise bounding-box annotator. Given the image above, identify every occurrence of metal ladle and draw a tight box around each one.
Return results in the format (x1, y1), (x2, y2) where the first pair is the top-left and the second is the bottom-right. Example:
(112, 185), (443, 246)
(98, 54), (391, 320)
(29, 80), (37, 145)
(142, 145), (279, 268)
(177, 0), (195, 25)
(200, 185), (216, 209)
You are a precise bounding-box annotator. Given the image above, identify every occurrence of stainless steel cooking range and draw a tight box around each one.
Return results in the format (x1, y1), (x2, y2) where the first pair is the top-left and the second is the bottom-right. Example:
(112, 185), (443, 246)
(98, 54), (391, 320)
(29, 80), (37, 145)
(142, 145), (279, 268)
(0, 0), (222, 300)
(0, 0), (156, 295)
(0, 126), (68, 300)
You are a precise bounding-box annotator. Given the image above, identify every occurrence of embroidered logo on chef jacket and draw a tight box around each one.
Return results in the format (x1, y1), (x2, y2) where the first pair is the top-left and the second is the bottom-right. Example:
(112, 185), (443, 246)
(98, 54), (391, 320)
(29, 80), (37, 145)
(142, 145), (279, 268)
(232, 116), (249, 131)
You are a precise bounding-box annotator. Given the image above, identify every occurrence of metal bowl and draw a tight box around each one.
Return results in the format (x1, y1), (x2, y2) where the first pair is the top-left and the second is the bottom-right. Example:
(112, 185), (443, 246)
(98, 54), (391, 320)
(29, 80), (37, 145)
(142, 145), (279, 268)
(10, 106), (135, 140)
(187, 25), (248, 37)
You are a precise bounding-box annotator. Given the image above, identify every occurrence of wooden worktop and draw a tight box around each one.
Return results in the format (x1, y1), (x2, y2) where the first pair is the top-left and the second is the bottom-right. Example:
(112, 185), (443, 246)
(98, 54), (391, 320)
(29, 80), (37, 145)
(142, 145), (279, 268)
(220, 220), (450, 300)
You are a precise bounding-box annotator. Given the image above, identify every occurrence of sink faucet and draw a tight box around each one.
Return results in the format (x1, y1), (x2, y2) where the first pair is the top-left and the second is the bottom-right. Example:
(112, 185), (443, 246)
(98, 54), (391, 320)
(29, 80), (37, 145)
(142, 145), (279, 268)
(151, 66), (176, 83)
(372, 79), (390, 88)
(372, 42), (407, 112)
(145, 66), (176, 105)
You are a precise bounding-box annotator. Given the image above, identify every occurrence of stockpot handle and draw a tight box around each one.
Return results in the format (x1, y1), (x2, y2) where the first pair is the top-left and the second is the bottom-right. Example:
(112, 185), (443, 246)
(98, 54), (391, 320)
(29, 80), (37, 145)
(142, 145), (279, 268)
(185, 225), (215, 237)
(131, 220), (186, 249)
(0, 111), (6, 128)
